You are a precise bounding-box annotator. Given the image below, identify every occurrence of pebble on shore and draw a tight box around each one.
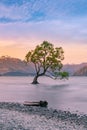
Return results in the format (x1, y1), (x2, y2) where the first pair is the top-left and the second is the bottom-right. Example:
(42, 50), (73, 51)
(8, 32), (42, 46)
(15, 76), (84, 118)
(0, 102), (87, 130)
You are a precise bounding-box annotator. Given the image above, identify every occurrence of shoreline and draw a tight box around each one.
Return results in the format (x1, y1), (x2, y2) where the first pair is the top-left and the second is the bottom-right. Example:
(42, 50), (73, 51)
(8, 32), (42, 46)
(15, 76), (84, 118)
(0, 102), (87, 130)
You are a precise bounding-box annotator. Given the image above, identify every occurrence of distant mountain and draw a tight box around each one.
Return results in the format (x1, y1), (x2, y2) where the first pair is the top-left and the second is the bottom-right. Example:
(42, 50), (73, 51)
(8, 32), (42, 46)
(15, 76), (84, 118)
(62, 63), (87, 76)
(73, 66), (87, 76)
(0, 56), (87, 76)
(0, 56), (35, 76)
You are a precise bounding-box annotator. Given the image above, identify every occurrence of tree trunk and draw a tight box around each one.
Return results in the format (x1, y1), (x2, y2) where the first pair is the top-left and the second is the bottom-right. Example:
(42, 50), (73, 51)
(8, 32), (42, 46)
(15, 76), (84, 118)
(32, 76), (39, 84)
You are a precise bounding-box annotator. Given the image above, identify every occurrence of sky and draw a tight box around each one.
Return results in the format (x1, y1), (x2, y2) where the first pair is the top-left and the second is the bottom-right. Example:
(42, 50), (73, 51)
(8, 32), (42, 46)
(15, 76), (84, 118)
(0, 0), (87, 64)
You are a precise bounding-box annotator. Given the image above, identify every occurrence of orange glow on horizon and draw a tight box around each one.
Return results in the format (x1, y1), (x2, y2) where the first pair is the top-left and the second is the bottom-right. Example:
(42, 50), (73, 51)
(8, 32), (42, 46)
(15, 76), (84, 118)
(0, 40), (87, 64)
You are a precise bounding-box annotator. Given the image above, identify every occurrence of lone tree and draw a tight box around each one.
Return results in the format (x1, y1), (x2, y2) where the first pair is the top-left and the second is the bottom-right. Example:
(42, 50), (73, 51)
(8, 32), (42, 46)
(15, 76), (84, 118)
(25, 41), (68, 84)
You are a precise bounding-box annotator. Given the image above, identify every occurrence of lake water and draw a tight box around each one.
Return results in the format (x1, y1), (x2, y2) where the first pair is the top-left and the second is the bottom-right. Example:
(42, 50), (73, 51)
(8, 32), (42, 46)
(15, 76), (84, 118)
(0, 76), (87, 114)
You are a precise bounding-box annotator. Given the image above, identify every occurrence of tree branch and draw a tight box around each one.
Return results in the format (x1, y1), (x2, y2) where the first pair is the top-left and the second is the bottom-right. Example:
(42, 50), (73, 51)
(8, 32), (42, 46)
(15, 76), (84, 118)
(44, 74), (58, 80)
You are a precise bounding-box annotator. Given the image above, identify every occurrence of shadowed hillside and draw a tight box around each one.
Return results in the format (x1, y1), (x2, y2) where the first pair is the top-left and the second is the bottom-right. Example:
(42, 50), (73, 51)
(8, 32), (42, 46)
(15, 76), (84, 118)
(73, 66), (87, 76)
(62, 63), (87, 76)
(0, 56), (35, 76)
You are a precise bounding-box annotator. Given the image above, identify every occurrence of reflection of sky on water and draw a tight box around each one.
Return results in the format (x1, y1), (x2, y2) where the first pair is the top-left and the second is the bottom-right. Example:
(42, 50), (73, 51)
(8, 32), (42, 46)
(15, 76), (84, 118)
(0, 76), (87, 114)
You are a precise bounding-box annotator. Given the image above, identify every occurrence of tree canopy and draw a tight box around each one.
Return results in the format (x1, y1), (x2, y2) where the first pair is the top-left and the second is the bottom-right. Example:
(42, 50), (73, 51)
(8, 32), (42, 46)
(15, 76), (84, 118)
(25, 41), (68, 84)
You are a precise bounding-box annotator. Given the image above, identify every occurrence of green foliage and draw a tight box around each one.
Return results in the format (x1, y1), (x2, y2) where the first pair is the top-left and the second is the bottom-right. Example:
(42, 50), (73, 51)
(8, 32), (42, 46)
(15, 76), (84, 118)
(59, 72), (69, 79)
(25, 41), (68, 81)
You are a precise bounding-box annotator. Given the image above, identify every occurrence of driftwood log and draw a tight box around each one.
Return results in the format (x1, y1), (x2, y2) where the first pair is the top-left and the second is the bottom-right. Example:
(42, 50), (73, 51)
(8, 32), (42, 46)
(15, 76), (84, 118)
(24, 101), (48, 107)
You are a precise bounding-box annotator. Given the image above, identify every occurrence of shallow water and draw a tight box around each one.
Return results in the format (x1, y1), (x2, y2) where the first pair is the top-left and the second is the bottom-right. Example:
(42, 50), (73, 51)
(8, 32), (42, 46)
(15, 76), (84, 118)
(0, 76), (87, 114)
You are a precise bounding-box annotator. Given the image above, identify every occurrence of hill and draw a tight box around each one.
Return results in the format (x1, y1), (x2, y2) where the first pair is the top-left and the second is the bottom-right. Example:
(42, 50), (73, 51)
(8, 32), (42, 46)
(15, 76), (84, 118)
(0, 56), (35, 76)
(62, 63), (87, 76)
(73, 66), (87, 76)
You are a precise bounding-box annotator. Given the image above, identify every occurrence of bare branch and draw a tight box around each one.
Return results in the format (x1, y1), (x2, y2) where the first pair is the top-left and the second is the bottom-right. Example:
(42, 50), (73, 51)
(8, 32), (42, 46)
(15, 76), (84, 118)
(44, 74), (58, 80)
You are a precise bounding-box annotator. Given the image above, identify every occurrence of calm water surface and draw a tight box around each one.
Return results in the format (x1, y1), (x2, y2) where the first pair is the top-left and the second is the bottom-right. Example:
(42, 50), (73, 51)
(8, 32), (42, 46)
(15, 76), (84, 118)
(0, 76), (87, 114)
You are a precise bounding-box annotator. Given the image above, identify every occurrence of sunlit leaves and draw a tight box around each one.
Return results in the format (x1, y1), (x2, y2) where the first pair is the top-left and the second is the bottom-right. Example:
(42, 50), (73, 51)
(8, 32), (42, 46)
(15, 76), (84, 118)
(25, 41), (68, 79)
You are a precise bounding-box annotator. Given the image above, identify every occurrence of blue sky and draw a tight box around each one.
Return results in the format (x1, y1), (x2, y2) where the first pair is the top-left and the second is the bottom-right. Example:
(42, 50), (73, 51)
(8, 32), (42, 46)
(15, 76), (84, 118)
(0, 0), (87, 22)
(0, 0), (87, 63)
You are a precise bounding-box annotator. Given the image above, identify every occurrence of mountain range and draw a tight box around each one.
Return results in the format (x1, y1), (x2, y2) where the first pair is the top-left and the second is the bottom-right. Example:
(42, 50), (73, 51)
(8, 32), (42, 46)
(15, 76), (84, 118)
(0, 56), (87, 76)
(0, 56), (35, 76)
(73, 66), (87, 76)
(62, 63), (87, 76)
